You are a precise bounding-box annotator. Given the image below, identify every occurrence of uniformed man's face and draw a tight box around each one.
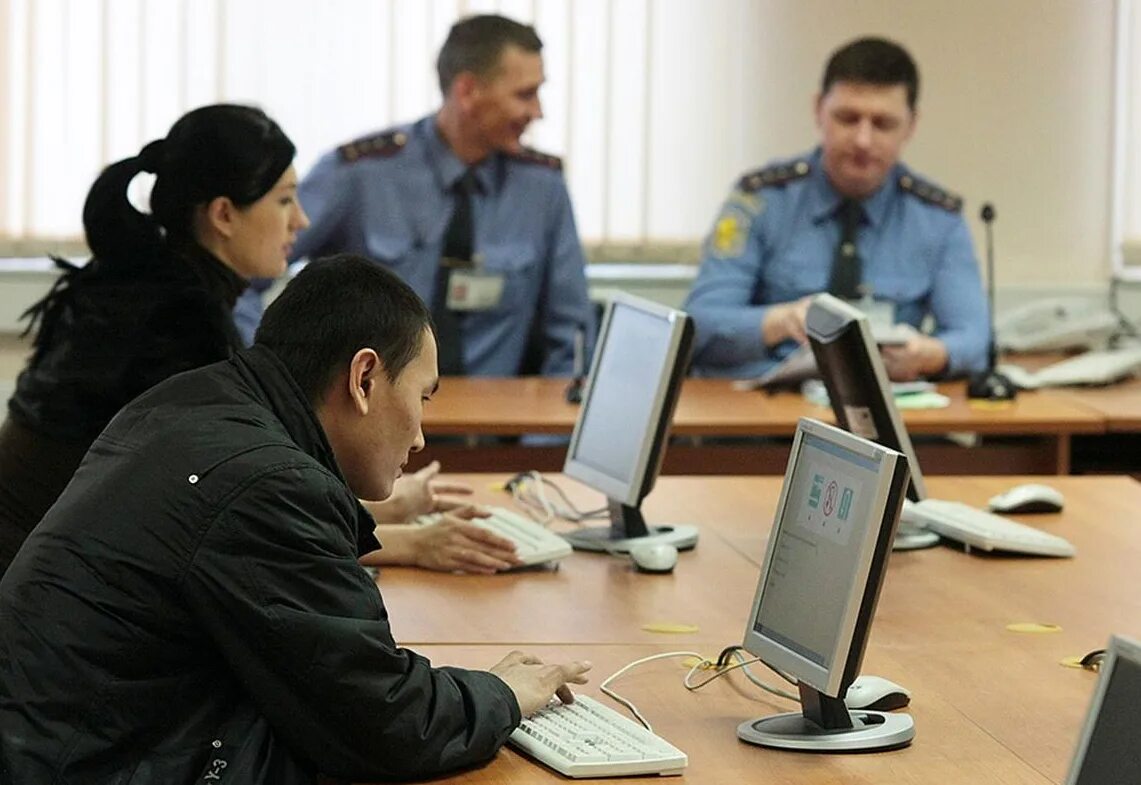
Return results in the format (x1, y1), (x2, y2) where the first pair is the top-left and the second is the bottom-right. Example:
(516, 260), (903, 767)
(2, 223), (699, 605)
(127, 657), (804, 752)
(468, 44), (545, 153)
(815, 82), (916, 199)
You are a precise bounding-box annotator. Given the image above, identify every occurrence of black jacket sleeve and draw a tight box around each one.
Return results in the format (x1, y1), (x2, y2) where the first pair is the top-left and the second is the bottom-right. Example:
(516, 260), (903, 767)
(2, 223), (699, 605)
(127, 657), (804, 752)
(181, 463), (520, 781)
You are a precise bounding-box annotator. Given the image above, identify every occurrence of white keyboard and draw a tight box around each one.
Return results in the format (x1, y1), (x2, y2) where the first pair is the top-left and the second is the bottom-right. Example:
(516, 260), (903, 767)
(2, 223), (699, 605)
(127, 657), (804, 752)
(509, 695), (687, 778)
(903, 498), (1075, 558)
(999, 347), (1141, 389)
(416, 507), (571, 568)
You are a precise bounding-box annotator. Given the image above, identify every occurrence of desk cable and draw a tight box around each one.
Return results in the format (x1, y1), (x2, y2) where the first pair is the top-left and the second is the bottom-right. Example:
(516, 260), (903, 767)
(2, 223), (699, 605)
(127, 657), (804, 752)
(504, 470), (608, 525)
(596, 646), (800, 733)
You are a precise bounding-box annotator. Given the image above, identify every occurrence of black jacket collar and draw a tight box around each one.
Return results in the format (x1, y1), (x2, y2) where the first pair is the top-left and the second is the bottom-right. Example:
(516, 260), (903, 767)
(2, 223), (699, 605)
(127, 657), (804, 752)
(230, 345), (380, 555)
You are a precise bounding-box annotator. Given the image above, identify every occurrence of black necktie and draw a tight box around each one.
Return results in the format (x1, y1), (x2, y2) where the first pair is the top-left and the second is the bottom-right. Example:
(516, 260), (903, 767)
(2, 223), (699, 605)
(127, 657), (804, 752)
(828, 198), (863, 300)
(433, 170), (477, 375)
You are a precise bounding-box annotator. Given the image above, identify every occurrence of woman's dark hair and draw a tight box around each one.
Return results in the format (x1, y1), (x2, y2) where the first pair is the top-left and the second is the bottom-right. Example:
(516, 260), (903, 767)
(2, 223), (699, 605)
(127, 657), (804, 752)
(23, 103), (294, 348)
(255, 255), (435, 405)
(86, 103), (295, 265)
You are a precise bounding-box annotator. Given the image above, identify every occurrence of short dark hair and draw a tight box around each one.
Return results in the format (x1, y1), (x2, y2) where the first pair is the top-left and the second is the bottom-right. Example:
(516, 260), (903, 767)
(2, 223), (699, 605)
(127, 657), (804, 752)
(254, 255), (435, 404)
(436, 14), (542, 94)
(821, 37), (919, 110)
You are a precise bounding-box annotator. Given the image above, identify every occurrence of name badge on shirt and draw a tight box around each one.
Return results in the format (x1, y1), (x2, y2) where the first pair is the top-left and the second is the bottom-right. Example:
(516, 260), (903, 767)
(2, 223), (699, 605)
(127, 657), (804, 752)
(447, 269), (505, 311)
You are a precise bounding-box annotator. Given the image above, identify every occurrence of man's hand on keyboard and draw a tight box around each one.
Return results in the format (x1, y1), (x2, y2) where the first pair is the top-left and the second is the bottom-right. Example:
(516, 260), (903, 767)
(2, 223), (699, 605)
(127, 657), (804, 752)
(410, 515), (523, 574)
(491, 650), (593, 717)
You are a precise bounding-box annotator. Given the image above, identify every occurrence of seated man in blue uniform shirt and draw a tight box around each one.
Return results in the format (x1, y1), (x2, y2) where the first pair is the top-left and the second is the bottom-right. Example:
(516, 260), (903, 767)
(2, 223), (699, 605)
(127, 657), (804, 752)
(251, 14), (594, 377)
(684, 37), (988, 381)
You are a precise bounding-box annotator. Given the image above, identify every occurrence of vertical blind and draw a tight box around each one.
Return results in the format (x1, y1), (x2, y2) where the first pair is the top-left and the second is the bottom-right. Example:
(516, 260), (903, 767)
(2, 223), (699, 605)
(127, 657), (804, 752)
(0, 0), (764, 251)
(1115, 0), (1141, 279)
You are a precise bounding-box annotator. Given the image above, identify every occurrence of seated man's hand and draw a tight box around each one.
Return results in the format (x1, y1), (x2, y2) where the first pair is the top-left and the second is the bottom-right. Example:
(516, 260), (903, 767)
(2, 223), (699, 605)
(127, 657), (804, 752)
(363, 460), (483, 523)
(880, 334), (948, 381)
(411, 515), (522, 574)
(491, 650), (593, 717)
(762, 295), (814, 347)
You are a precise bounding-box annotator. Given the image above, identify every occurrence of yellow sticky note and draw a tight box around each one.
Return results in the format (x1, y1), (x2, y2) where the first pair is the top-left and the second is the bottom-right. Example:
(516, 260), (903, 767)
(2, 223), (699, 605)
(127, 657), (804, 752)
(969, 400), (1016, 411)
(1060, 656), (1086, 669)
(1006, 622), (1062, 634)
(641, 622), (700, 634)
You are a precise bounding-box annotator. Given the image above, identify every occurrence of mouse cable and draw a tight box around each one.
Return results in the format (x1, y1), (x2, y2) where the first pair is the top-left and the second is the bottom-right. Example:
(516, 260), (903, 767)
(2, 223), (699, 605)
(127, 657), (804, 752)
(505, 470), (607, 524)
(684, 646), (799, 703)
(595, 647), (799, 733)
(597, 650), (708, 733)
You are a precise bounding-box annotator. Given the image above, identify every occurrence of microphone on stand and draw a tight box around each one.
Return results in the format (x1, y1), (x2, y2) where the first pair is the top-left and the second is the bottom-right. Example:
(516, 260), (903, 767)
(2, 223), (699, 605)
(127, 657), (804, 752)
(967, 202), (1017, 400)
(565, 326), (586, 404)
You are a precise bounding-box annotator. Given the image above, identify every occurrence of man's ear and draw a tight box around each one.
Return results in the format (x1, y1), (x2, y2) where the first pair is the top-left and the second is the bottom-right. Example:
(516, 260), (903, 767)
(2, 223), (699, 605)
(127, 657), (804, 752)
(813, 91), (825, 132)
(903, 107), (919, 143)
(204, 195), (238, 239)
(346, 348), (386, 415)
(452, 72), (481, 112)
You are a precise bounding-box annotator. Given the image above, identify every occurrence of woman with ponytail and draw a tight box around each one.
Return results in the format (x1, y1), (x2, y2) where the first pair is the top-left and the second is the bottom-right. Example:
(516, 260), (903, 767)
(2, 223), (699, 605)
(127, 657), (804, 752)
(0, 104), (307, 575)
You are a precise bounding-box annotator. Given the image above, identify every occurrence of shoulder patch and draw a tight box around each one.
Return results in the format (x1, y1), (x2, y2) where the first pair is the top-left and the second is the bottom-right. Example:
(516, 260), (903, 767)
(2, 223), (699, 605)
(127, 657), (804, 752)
(899, 174), (962, 213)
(507, 146), (563, 171)
(337, 130), (408, 163)
(737, 160), (811, 193)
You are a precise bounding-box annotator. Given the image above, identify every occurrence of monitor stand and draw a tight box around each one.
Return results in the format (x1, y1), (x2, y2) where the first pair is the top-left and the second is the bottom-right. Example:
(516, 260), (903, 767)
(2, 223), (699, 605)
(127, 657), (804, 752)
(737, 683), (914, 752)
(561, 500), (699, 553)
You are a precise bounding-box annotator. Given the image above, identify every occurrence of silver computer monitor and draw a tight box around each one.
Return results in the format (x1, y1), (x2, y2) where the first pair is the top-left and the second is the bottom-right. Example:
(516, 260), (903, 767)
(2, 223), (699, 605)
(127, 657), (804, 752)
(806, 293), (938, 550)
(738, 417), (913, 752)
(1065, 635), (1141, 784)
(562, 293), (696, 552)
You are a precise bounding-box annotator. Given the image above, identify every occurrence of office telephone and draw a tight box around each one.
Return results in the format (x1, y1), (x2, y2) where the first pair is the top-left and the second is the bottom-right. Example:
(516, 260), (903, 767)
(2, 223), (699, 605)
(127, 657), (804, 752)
(995, 297), (1121, 352)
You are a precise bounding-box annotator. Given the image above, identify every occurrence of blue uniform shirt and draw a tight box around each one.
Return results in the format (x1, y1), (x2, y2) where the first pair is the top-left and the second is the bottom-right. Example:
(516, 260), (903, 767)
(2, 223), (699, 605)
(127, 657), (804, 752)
(285, 115), (595, 377)
(684, 148), (989, 379)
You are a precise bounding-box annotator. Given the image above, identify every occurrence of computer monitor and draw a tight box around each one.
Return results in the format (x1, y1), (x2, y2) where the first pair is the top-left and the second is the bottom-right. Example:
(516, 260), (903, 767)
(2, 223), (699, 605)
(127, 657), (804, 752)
(561, 293), (696, 552)
(1065, 635), (1141, 784)
(806, 293), (938, 550)
(738, 417), (912, 752)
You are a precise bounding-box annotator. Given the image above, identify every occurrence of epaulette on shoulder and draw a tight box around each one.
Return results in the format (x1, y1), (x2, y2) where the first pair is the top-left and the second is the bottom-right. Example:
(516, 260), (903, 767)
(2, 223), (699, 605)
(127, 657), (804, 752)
(899, 173), (962, 212)
(507, 146), (563, 171)
(338, 130), (408, 163)
(737, 160), (811, 192)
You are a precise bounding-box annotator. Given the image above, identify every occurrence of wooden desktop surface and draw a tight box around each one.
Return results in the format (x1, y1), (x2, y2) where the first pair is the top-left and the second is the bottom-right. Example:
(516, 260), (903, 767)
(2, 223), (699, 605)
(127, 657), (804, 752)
(370, 474), (1141, 784)
(423, 377), (1105, 437)
(418, 377), (1104, 475)
(1056, 378), (1141, 432)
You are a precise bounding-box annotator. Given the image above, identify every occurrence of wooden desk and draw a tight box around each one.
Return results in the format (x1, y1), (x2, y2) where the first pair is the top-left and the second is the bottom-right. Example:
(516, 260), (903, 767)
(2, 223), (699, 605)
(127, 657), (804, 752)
(1054, 378), (1141, 432)
(392, 644), (1056, 785)
(368, 474), (1141, 784)
(420, 378), (1104, 475)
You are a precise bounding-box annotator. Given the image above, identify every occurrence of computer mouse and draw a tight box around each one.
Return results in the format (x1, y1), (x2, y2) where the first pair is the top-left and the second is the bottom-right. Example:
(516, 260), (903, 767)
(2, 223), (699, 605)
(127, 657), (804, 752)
(844, 674), (911, 712)
(987, 483), (1065, 514)
(628, 542), (678, 574)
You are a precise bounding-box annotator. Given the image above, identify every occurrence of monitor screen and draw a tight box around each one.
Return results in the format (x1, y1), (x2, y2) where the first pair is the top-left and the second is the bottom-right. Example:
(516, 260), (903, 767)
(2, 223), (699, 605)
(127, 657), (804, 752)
(562, 293), (695, 550)
(742, 418), (908, 698)
(806, 294), (927, 502)
(1068, 636), (1141, 784)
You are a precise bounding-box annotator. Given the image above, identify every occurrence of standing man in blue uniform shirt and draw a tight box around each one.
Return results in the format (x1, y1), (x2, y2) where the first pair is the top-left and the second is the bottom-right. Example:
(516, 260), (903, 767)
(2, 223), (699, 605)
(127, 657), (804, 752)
(276, 14), (594, 377)
(684, 37), (988, 381)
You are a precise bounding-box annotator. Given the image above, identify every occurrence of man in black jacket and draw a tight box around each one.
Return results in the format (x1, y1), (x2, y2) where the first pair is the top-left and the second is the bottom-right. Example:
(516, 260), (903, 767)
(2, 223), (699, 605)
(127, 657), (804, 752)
(0, 255), (590, 783)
